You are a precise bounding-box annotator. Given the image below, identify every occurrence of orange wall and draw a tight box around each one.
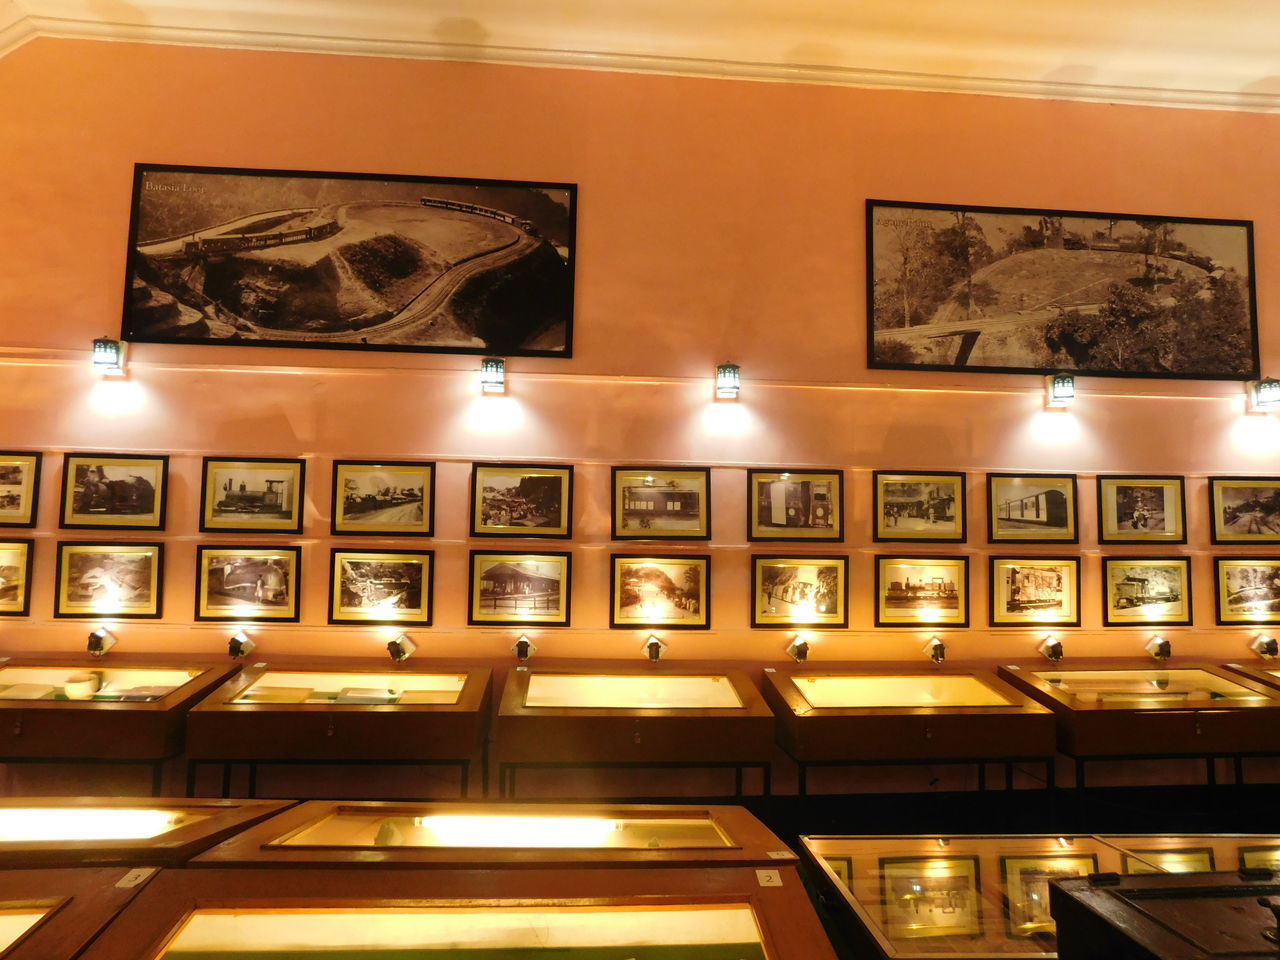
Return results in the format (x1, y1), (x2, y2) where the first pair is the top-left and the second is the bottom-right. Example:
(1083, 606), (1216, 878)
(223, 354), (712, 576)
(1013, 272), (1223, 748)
(1, 38), (1279, 665)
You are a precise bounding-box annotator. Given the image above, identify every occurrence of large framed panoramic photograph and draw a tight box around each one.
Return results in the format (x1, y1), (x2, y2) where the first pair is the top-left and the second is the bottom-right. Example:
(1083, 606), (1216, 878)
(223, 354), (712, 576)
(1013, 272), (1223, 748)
(746, 469), (843, 541)
(0, 452), (40, 528)
(868, 199), (1258, 380)
(873, 471), (966, 542)
(1097, 475), (1186, 544)
(1209, 477), (1280, 543)
(196, 545), (301, 622)
(329, 548), (432, 626)
(753, 555), (848, 628)
(989, 556), (1080, 627)
(610, 554), (710, 629)
(331, 460), (433, 538)
(875, 556), (969, 627)
(55, 541), (163, 619)
(987, 473), (1078, 543)
(1001, 854), (1097, 938)
(471, 462), (572, 539)
(879, 856), (981, 940)
(612, 467), (711, 540)
(0, 539), (33, 617)
(200, 457), (305, 534)
(1214, 557), (1280, 625)
(468, 551), (571, 627)
(60, 453), (168, 530)
(121, 164), (576, 358)
(1102, 556), (1192, 626)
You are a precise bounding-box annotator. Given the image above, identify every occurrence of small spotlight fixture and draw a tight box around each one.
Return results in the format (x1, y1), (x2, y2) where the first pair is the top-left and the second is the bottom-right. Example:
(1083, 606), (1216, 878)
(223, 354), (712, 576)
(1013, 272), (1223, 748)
(1145, 635), (1171, 661)
(1038, 634), (1064, 662)
(924, 637), (946, 664)
(227, 630), (256, 659)
(1045, 373), (1075, 409)
(480, 357), (506, 395)
(512, 635), (537, 663)
(785, 635), (810, 663)
(715, 362), (741, 400)
(643, 634), (666, 662)
(386, 633), (417, 662)
(1247, 378), (1280, 413)
(86, 626), (118, 657)
(1252, 634), (1279, 659)
(91, 337), (127, 378)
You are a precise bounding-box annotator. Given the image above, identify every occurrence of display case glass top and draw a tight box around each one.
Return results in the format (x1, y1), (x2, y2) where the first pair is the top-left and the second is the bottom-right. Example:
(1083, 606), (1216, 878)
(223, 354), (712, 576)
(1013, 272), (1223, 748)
(228, 670), (467, 705)
(0, 666), (198, 702)
(791, 675), (1014, 709)
(0, 906), (53, 951)
(0, 805), (208, 842)
(524, 673), (744, 709)
(1030, 668), (1265, 703)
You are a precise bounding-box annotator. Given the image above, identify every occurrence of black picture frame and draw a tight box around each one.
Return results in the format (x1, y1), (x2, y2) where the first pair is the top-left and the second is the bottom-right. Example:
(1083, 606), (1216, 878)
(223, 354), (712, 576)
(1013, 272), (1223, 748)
(59, 453), (169, 532)
(330, 460), (435, 538)
(469, 462), (574, 539)
(467, 550), (573, 627)
(54, 541), (164, 620)
(986, 472), (1079, 544)
(0, 538), (34, 617)
(988, 555), (1081, 628)
(1101, 555), (1193, 627)
(195, 544), (303, 623)
(1097, 475), (1187, 545)
(200, 456), (306, 535)
(0, 451), (41, 529)
(746, 469), (845, 542)
(872, 470), (967, 543)
(1207, 476), (1280, 544)
(611, 466), (712, 541)
(751, 554), (849, 629)
(1213, 556), (1280, 626)
(874, 554), (970, 628)
(867, 198), (1259, 380)
(879, 855), (983, 939)
(1000, 853), (1098, 938)
(121, 163), (577, 359)
(609, 553), (711, 630)
(327, 547), (434, 627)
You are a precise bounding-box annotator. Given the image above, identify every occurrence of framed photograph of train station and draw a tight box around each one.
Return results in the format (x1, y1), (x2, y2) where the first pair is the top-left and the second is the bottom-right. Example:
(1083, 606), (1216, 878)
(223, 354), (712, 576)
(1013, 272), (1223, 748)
(1208, 477), (1280, 543)
(59, 453), (168, 530)
(470, 462), (573, 539)
(468, 550), (571, 626)
(867, 199), (1258, 381)
(989, 556), (1080, 627)
(331, 460), (434, 538)
(119, 163), (577, 359)
(195, 544), (301, 622)
(987, 473), (1078, 543)
(200, 457), (305, 534)
(0, 539), (33, 617)
(55, 541), (163, 619)
(1214, 557), (1280, 625)
(1101, 556), (1191, 627)
(873, 470), (966, 542)
(610, 554), (710, 629)
(328, 548), (433, 626)
(752, 555), (848, 628)
(0, 452), (41, 528)
(611, 467), (711, 540)
(746, 469), (843, 541)
(874, 556), (969, 627)
(879, 856), (982, 939)
(1097, 475), (1186, 544)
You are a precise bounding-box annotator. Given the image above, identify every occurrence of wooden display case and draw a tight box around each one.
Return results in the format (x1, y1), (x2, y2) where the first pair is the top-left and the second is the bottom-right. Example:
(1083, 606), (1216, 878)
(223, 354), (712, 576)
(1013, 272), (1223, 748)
(0, 656), (238, 795)
(495, 664), (775, 798)
(0, 866), (157, 960)
(762, 666), (1056, 794)
(192, 800), (797, 869)
(184, 659), (491, 799)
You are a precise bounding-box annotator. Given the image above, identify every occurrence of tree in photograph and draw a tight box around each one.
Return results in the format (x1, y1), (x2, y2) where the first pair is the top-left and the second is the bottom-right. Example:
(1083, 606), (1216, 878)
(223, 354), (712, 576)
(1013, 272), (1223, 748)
(681, 564), (701, 606)
(882, 218), (934, 328)
(874, 338), (919, 364)
(815, 565), (840, 611)
(935, 211), (996, 322)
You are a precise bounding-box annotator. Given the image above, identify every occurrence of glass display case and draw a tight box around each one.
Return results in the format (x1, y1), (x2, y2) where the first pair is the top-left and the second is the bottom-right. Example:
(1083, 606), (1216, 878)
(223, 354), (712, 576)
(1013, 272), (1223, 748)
(762, 668), (1055, 794)
(0, 866), (157, 960)
(495, 665), (775, 799)
(185, 660), (491, 799)
(1102, 833), (1280, 874)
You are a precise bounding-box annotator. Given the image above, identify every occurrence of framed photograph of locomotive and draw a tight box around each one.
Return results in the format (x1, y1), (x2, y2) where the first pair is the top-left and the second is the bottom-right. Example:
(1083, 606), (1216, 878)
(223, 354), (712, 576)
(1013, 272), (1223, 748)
(611, 467), (711, 540)
(200, 457), (305, 534)
(1102, 556), (1192, 626)
(468, 550), (572, 626)
(55, 541), (163, 619)
(987, 473), (1078, 543)
(879, 856), (982, 939)
(328, 548), (433, 626)
(470, 462), (573, 539)
(867, 199), (1258, 381)
(196, 545), (302, 622)
(1208, 477), (1280, 543)
(610, 554), (710, 629)
(873, 470), (966, 542)
(989, 556), (1080, 627)
(120, 163), (577, 358)
(752, 555), (848, 628)
(874, 556), (969, 627)
(59, 453), (168, 530)
(0, 539), (33, 616)
(331, 460), (434, 538)
(746, 469), (843, 541)
(1097, 475), (1186, 544)
(1214, 557), (1280, 625)
(1001, 853), (1097, 938)
(0, 452), (41, 528)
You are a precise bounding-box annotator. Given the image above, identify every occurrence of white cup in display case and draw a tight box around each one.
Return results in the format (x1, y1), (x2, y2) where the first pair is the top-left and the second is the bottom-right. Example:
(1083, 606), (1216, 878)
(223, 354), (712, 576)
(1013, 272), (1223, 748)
(62, 673), (102, 699)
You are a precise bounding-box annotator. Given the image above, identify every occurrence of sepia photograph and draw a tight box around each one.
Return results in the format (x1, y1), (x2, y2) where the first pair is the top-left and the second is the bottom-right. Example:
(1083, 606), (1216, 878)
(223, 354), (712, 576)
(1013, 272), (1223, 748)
(989, 557), (1080, 627)
(121, 164), (576, 358)
(331, 460), (433, 537)
(329, 548), (432, 626)
(1214, 557), (1280, 625)
(874, 471), (966, 542)
(987, 473), (1078, 543)
(747, 469), (844, 541)
(0, 452), (40, 528)
(1209, 477), (1280, 543)
(60, 453), (168, 530)
(1001, 855), (1098, 938)
(469, 551), (571, 626)
(196, 545), (301, 622)
(1102, 557), (1191, 626)
(752, 556), (848, 628)
(612, 467), (711, 540)
(868, 200), (1258, 380)
(1098, 475), (1186, 544)
(55, 542), (163, 619)
(879, 856), (982, 940)
(1241, 847), (1280, 871)
(1122, 848), (1215, 875)
(0, 540), (32, 616)
(201, 457), (305, 534)
(610, 554), (709, 629)
(471, 463), (572, 538)
(875, 556), (969, 627)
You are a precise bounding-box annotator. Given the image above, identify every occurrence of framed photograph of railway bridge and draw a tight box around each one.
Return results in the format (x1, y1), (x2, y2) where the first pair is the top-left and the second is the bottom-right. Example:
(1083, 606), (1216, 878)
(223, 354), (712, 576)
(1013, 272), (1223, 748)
(610, 554), (710, 629)
(331, 460), (434, 538)
(1208, 477), (1280, 544)
(989, 556), (1080, 627)
(1214, 557), (1280, 625)
(874, 555), (969, 628)
(987, 473), (1078, 543)
(468, 550), (571, 626)
(59, 453), (168, 531)
(120, 163), (576, 358)
(200, 457), (305, 535)
(747, 469), (844, 542)
(752, 555), (848, 628)
(1101, 556), (1191, 627)
(195, 544), (301, 622)
(328, 548), (432, 626)
(470, 462), (572, 539)
(867, 199), (1258, 380)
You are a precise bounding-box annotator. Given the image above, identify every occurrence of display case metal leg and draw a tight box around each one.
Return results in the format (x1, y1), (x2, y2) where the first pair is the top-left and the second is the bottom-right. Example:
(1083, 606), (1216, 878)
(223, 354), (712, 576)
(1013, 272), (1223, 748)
(185, 760), (198, 798)
(458, 760), (469, 799)
(1005, 762), (1014, 791)
(481, 743), (490, 799)
(1235, 756), (1246, 785)
(1044, 757), (1056, 790)
(760, 764), (771, 797)
(247, 763), (258, 798)
(151, 761), (164, 797)
(797, 763), (807, 797)
(977, 763), (986, 791)
(1205, 756), (1217, 786)
(734, 765), (743, 797)
(220, 762), (232, 799)
(1075, 758), (1086, 789)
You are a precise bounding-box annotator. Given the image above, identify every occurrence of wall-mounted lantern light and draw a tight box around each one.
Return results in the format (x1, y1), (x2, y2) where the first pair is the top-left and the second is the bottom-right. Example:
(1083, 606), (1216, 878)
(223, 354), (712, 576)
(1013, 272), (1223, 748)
(92, 338), (128, 378)
(1247, 378), (1280, 413)
(715, 363), (741, 400)
(480, 357), (506, 395)
(87, 626), (118, 657)
(1044, 373), (1075, 409)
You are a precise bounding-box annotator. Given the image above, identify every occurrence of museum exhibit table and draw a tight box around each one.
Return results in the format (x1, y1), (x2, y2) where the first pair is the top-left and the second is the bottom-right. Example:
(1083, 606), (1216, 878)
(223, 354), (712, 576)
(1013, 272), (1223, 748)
(0, 656), (238, 795)
(0, 866), (157, 960)
(995, 660), (1280, 787)
(192, 800), (798, 869)
(184, 659), (492, 799)
(77, 863), (839, 960)
(494, 665), (775, 798)
(762, 666), (1056, 794)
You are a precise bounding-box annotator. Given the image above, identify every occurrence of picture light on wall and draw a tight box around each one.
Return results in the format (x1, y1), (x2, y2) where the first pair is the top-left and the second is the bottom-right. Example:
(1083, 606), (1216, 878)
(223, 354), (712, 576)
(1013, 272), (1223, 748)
(1038, 633), (1064, 662)
(643, 635), (666, 662)
(86, 626), (118, 657)
(1251, 634), (1278, 659)
(512, 635), (537, 663)
(1145, 635), (1171, 660)
(387, 633), (417, 662)
(924, 636), (946, 664)
(785, 634), (810, 663)
(227, 631), (256, 659)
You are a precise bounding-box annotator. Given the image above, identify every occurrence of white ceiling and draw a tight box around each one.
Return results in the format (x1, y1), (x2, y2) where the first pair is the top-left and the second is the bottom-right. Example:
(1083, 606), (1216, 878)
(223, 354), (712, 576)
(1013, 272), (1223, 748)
(3, 0), (1280, 111)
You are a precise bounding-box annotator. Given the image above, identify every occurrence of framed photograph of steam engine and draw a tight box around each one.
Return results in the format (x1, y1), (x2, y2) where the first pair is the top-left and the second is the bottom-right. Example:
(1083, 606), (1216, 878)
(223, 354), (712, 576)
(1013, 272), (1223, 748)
(331, 460), (434, 537)
(200, 457), (305, 534)
(0, 539), (33, 616)
(0, 452), (40, 528)
(1097, 475), (1186, 544)
(1209, 477), (1280, 543)
(609, 554), (710, 629)
(468, 550), (571, 626)
(195, 545), (301, 622)
(611, 467), (711, 540)
(874, 555), (969, 627)
(1001, 853), (1098, 938)
(328, 548), (433, 626)
(987, 473), (1078, 543)
(470, 462), (573, 539)
(1214, 557), (1280, 625)
(752, 556), (848, 628)
(1102, 556), (1192, 626)
(867, 199), (1259, 381)
(873, 470), (966, 542)
(59, 453), (168, 530)
(879, 855), (982, 939)
(121, 164), (577, 358)
(54, 541), (163, 619)
(746, 469), (844, 541)
(989, 556), (1080, 627)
